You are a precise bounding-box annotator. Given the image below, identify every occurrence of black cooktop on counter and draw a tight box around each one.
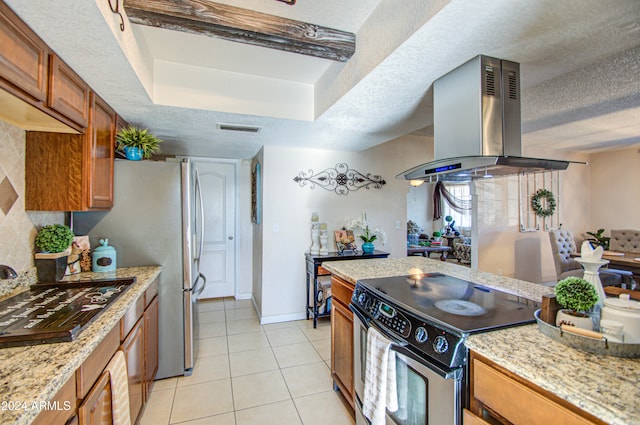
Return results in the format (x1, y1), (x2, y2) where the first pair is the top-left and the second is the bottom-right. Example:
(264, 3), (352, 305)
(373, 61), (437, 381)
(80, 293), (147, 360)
(357, 272), (537, 335)
(0, 278), (135, 348)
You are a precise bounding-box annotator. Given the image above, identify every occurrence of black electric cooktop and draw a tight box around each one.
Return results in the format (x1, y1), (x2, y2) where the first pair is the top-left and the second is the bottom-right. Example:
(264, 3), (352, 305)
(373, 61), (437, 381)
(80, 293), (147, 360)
(357, 272), (537, 335)
(0, 278), (135, 348)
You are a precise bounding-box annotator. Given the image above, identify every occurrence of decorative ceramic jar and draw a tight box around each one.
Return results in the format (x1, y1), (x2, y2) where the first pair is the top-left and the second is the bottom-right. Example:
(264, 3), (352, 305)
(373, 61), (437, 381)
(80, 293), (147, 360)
(92, 239), (117, 272)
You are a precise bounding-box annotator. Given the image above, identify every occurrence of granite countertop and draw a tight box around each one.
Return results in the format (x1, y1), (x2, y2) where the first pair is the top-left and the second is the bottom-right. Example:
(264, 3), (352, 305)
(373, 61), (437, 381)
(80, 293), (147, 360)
(321, 256), (552, 301)
(467, 326), (640, 425)
(322, 257), (640, 425)
(0, 266), (161, 425)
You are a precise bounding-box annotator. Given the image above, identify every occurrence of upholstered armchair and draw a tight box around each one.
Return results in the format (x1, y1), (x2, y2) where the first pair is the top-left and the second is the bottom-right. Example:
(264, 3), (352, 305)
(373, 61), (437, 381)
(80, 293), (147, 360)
(549, 230), (623, 287)
(453, 237), (471, 263)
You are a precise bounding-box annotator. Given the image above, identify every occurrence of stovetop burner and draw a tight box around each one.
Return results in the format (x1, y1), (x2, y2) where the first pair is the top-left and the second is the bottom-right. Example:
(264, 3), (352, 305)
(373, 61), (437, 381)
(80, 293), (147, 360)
(434, 299), (486, 316)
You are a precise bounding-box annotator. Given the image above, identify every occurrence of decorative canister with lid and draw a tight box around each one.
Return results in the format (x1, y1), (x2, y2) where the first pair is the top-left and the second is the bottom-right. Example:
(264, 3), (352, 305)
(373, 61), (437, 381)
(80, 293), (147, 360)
(92, 239), (117, 272)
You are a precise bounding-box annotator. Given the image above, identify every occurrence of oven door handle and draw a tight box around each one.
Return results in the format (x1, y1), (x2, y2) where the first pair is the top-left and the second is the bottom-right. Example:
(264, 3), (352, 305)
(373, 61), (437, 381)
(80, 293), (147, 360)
(349, 304), (408, 347)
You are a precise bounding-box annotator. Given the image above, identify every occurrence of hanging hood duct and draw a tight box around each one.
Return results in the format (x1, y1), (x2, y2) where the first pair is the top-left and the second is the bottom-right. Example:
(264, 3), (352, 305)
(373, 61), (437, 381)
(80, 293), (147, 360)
(398, 55), (581, 182)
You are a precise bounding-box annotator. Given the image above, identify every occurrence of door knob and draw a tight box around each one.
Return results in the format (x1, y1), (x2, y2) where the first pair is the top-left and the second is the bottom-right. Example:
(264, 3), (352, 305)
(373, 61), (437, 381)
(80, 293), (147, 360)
(228, 236), (234, 240)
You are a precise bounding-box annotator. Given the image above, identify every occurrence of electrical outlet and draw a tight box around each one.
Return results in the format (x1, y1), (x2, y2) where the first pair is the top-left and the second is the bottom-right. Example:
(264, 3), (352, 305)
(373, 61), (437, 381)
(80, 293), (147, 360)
(395, 220), (401, 230)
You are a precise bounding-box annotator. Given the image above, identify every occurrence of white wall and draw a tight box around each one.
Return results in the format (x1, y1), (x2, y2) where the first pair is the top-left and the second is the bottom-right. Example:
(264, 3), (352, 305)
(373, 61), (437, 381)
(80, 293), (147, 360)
(254, 135), (431, 323)
(590, 146), (640, 231)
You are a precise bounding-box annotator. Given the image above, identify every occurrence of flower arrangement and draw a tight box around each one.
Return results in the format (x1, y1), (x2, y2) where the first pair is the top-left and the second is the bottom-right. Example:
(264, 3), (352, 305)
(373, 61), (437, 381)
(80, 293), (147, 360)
(346, 213), (387, 244)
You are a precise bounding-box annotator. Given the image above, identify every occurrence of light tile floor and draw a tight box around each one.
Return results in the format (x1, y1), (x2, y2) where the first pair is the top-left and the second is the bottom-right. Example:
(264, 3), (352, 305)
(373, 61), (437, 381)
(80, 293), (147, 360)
(140, 298), (355, 425)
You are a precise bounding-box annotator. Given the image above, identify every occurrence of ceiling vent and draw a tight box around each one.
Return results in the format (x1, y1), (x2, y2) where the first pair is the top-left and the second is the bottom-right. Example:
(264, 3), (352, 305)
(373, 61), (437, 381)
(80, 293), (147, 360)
(216, 123), (262, 133)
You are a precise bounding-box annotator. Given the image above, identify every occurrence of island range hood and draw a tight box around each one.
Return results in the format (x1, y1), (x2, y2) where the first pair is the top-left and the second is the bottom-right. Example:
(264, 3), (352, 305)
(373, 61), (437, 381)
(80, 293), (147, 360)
(398, 55), (577, 182)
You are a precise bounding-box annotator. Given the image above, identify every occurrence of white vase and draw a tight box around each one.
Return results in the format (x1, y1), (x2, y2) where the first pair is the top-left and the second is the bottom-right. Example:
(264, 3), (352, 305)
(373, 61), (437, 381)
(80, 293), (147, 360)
(310, 228), (320, 255)
(555, 309), (593, 330)
(319, 231), (329, 255)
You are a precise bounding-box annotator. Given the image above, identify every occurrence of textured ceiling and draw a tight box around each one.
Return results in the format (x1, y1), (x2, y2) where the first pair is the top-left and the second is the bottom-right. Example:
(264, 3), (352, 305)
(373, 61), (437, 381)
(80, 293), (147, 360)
(5, 0), (640, 159)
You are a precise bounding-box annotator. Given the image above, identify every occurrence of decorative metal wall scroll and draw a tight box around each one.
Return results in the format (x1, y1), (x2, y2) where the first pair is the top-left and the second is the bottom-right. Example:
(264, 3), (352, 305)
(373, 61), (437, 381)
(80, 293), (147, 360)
(293, 163), (386, 195)
(108, 0), (125, 31)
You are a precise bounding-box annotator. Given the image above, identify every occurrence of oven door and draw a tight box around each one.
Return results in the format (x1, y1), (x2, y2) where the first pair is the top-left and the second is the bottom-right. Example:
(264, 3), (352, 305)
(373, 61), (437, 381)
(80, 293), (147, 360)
(351, 305), (462, 425)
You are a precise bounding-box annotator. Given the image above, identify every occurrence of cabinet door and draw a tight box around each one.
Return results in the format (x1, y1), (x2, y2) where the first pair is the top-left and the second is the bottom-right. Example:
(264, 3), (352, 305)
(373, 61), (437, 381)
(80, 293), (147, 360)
(78, 371), (112, 425)
(331, 299), (354, 409)
(144, 295), (159, 397)
(48, 54), (90, 128)
(86, 92), (114, 209)
(0, 1), (48, 102)
(122, 318), (145, 425)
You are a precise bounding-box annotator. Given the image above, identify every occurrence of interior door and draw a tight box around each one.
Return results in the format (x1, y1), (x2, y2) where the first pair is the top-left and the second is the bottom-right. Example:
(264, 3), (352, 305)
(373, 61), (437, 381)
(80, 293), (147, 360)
(193, 161), (236, 299)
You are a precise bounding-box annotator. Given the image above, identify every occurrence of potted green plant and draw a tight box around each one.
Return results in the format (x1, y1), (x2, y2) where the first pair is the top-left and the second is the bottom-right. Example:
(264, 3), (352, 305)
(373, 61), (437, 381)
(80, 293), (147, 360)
(34, 224), (74, 282)
(585, 228), (610, 250)
(432, 231), (442, 243)
(554, 277), (599, 330)
(116, 125), (162, 160)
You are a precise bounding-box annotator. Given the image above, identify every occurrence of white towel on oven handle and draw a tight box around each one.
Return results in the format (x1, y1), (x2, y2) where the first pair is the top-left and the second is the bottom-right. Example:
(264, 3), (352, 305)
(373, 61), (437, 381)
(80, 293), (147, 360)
(362, 326), (398, 425)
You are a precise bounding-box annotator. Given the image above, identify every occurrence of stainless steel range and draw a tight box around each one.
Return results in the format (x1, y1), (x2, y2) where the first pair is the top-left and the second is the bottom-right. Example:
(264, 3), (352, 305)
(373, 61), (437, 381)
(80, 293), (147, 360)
(350, 272), (538, 425)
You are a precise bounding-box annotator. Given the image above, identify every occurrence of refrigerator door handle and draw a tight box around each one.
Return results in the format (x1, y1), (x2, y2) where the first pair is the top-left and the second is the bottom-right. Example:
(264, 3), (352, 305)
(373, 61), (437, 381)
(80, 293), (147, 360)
(194, 165), (205, 268)
(193, 272), (207, 298)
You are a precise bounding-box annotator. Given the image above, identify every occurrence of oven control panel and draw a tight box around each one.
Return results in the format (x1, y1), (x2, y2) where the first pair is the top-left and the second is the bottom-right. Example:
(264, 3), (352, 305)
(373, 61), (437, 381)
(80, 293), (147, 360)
(352, 283), (467, 368)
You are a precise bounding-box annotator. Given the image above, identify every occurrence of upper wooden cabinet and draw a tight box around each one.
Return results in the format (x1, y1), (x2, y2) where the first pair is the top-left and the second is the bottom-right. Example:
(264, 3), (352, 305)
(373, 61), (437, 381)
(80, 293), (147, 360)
(0, 2), (89, 133)
(25, 91), (115, 211)
(48, 54), (90, 128)
(0, 1), (48, 102)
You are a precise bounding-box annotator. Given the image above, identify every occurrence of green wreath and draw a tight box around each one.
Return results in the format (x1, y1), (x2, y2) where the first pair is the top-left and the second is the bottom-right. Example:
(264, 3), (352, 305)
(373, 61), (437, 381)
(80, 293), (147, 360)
(531, 189), (556, 217)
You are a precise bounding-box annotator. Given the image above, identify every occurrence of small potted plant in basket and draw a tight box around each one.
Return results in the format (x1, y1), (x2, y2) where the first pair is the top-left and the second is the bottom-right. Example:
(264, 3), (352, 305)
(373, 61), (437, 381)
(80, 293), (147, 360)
(554, 276), (599, 330)
(34, 224), (74, 282)
(116, 125), (162, 160)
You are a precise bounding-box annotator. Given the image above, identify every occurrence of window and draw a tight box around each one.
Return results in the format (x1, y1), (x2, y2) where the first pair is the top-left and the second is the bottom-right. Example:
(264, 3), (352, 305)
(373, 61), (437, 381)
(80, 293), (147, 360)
(442, 183), (472, 229)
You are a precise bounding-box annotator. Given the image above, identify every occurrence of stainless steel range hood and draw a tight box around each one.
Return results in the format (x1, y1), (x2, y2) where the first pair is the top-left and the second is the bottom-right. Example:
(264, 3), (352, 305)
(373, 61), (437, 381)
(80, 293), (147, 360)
(398, 55), (578, 182)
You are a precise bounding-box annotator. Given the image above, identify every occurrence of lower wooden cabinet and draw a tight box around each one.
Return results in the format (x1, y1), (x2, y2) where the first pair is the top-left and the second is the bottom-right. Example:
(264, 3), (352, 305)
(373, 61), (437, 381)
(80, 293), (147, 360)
(75, 279), (159, 425)
(123, 318), (145, 424)
(78, 371), (112, 425)
(469, 351), (604, 425)
(144, 295), (159, 398)
(330, 275), (355, 410)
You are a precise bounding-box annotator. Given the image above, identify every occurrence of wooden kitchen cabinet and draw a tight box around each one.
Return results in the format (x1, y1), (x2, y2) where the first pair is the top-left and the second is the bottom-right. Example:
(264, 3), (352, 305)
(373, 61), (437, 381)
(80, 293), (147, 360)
(469, 351), (604, 425)
(78, 370), (113, 425)
(48, 53), (90, 128)
(144, 295), (159, 398)
(73, 278), (159, 425)
(25, 91), (115, 211)
(122, 318), (145, 425)
(0, 1), (49, 102)
(331, 274), (355, 410)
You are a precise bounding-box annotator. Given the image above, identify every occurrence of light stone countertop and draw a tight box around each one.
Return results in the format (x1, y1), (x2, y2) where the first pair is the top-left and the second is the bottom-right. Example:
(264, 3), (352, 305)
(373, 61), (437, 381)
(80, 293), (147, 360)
(0, 266), (161, 425)
(322, 257), (640, 425)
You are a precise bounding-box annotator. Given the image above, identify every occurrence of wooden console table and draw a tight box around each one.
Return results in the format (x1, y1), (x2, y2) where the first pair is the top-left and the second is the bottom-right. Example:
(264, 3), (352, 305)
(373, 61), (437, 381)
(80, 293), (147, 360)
(305, 250), (389, 328)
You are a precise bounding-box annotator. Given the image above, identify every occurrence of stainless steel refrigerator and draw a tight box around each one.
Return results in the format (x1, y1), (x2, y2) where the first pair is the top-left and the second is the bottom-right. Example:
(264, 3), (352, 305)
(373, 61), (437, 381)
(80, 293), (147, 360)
(73, 158), (206, 378)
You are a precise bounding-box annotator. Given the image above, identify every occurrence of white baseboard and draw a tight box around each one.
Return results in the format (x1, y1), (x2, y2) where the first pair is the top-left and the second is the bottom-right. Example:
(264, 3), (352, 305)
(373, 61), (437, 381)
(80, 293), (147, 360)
(234, 292), (252, 300)
(259, 311), (306, 325)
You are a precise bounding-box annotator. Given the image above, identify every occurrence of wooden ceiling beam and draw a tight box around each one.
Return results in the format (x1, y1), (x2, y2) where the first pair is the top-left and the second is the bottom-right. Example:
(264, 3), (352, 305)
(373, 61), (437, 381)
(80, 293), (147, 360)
(123, 0), (355, 62)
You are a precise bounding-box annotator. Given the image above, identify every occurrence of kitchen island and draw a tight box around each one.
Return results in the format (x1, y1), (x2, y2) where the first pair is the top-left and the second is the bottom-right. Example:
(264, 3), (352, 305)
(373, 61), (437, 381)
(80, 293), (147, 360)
(322, 257), (640, 425)
(0, 266), (161, 425)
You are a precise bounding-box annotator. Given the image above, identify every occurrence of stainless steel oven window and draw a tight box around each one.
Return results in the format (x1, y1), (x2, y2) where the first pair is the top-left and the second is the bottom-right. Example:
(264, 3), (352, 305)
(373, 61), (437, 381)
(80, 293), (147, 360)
(390, 354), (428, 425)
